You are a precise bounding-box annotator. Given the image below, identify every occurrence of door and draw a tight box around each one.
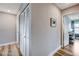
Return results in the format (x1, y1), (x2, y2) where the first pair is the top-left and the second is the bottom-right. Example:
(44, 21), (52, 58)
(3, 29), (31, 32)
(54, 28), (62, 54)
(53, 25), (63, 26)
(19, 4), (31, 56)
(20, 11), (26, 55)
(63, 16), (71, 46)
(25, 5), (31, 56)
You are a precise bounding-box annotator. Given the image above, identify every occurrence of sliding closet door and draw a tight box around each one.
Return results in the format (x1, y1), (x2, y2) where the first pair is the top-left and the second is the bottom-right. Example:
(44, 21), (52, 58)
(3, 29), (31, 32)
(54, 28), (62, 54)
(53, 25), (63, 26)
(20, 11), (26, 55)
(25, 5), (31, 56)
(19, 4), (31, 56)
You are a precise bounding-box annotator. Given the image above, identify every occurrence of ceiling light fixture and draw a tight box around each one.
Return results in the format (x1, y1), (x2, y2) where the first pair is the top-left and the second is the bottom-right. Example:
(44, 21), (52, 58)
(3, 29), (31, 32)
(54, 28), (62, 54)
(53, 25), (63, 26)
(8, 10), (10, 12)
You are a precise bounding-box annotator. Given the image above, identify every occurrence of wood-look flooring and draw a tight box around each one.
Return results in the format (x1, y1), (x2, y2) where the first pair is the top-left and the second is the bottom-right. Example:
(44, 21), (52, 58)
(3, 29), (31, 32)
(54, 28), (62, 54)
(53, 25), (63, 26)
(53, 45), (73, 56)
(54, 40), (79, 56)
(0, 44), (22, 56)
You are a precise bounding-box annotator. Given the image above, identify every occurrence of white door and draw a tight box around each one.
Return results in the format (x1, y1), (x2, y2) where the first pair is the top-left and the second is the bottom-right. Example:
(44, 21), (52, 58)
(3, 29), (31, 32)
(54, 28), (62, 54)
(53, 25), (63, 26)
(63, 16), (70, 46)
(20, 11), (26, 55)
(19, 4), (31, 56)
(25, 5), (31, 56)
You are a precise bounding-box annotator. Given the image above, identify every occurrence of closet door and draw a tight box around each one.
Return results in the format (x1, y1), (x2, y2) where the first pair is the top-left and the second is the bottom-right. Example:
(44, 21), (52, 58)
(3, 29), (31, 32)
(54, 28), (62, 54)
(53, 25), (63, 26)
(20, 11), (26, 55)
(19, 4), (31, 56)
(25, 5), (31, 56)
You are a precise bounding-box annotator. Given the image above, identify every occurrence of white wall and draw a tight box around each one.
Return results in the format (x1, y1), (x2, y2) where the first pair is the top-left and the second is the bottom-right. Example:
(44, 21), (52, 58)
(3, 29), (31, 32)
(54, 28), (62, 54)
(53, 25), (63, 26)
(0, 12), (16, 44)
(31, 3), (61, 56)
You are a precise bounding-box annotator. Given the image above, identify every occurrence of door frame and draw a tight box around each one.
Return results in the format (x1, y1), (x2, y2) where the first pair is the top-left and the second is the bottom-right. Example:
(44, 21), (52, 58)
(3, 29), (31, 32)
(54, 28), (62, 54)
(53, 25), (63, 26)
(61, 14), (71, 48)
(61, 12), (79, 48)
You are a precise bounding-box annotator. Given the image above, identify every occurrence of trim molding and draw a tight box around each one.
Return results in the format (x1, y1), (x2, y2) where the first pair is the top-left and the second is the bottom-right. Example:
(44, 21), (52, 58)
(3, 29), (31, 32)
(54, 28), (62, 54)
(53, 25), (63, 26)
(48, 46), (61, 56)
(0, 42), (17, 47)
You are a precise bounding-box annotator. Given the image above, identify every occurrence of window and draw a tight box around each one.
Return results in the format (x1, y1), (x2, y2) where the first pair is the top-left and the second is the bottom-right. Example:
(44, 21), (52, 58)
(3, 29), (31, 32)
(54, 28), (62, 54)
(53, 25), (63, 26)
(74, 23), (79, 34)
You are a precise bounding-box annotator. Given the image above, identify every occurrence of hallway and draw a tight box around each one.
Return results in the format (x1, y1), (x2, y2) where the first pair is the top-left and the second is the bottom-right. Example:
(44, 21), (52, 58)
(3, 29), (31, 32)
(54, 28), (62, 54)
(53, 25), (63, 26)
(54, 40), (79, 56)
(0, 3), (79, 56)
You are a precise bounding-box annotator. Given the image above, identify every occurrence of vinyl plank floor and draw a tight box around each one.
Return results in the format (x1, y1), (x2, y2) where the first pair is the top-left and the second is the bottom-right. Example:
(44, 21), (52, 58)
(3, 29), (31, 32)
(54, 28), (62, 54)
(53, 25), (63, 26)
(0, 44), (22, 56)
(54, 40), (79, 56)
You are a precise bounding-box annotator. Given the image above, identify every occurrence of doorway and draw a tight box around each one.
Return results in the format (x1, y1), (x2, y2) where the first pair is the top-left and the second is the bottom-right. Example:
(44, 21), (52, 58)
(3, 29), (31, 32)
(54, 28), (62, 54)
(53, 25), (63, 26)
(62, 13), (79, 47)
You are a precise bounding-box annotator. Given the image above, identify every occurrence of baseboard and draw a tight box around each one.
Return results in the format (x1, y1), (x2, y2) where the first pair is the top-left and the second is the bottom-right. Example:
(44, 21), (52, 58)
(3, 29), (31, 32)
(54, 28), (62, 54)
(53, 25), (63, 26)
(48, 46), (61, 56)
(0, 41), (17, 47)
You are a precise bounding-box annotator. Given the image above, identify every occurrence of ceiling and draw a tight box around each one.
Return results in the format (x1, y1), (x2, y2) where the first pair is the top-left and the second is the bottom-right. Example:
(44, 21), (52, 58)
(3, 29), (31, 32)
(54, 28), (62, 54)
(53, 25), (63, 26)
(0, 3), (21, 15)
(0, 3), (78, 15)
(54, 3), (78, 10)
(67, 13), (79, 20)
